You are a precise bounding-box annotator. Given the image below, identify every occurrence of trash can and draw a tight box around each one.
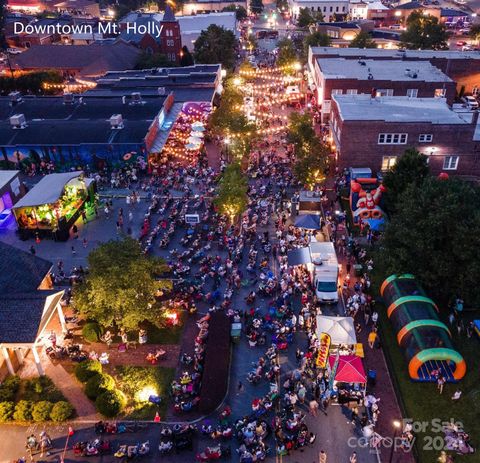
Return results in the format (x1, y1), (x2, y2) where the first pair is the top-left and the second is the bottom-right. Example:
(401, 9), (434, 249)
(354, 264), (363, 276)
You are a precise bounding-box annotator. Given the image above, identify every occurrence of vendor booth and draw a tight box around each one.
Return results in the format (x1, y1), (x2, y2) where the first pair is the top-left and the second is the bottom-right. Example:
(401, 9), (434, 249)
(328, 354), (367, 404)
(316, 315), (357, 354)
(13, 172), (95, 241)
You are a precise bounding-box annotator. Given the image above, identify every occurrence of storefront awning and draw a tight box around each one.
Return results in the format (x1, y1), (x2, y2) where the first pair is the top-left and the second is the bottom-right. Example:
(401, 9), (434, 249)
(287, 247), (311, 266)
(329, 355), (366, 383)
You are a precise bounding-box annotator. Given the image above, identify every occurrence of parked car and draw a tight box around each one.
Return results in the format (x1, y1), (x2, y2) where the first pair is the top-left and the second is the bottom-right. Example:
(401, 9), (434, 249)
(462, 95), (479, 110)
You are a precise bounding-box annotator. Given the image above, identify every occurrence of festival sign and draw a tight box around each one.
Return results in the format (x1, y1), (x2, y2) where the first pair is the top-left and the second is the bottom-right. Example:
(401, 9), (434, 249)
(316, 332), (331, 368)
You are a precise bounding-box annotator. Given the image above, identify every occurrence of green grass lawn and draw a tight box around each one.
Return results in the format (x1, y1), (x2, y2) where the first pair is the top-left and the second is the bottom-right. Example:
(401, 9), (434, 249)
(379, 307), (480, 462)
(114, 365), (175, 420)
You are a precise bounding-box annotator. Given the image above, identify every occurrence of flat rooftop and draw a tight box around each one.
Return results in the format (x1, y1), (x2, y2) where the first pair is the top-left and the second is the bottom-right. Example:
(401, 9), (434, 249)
(333, 95), (472, 124)
(317, 58), (452, 82)
(311, 46), (480, 61)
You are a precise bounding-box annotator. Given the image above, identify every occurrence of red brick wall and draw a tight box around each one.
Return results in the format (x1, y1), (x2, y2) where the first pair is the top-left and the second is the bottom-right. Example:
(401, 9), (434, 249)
(330, 102), (480, 176)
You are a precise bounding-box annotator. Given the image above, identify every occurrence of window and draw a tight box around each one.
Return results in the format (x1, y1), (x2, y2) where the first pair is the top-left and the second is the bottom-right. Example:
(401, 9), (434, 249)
(167, 39), (174, 46)
(406, 88), (418, 98)
(330, 6), (333, 12)
(346, 89), (358, 95)
(331, 89), (343, 95)
(323, 6), (326, 12)
(443, 155), (459, 170)
(376, 89), (394, 97)
(418, 134), (433, 142)
(378, 133), (408, 145)
(435, 88), (446, 98)
(342, 6), (346, 11)
(335, 6), (339, 11)
(382, 156), (397, 171)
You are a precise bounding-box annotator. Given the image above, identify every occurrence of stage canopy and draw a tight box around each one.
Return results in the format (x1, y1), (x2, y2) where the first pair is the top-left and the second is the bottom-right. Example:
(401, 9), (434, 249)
(316, 315), (356, 345)
(328, 355), (366, 383)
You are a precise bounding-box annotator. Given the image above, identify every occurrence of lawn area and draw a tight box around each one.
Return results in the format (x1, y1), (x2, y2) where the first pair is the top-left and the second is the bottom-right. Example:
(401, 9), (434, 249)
(114, 365), (175, 420)
(379, 306), (480, 463)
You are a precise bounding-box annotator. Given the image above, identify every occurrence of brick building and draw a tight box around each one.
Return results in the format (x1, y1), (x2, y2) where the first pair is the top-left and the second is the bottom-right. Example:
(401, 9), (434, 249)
(313, 58), (455, 119)
(308, 47), (480, 95)
(330, 95), (480, 177)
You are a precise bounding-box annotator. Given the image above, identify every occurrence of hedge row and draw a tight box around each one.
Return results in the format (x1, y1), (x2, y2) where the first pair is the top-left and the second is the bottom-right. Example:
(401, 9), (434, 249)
(75, 360), (126, 417)
(0, 400), (73, 422)
(198, 312), (231, 413)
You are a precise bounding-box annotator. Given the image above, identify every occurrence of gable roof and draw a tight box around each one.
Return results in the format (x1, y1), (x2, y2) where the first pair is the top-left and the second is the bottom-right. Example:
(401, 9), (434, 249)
(162, 4), (176, 22)
(0, 291), (62, 343)
(12, 42), (141, 77)
(0, 241), (52, 293)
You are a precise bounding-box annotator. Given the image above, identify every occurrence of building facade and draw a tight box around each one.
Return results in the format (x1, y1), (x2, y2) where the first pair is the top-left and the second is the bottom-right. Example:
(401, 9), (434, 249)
(313, 57), (456, 118)
(288, 0), (349, 22)
(330, 95), (480, 177)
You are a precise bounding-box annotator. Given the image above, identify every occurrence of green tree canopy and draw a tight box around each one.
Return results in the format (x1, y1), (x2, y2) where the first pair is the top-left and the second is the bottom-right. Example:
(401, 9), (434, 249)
(303, 31), (331, 57)
(135, 52), (175, 70)
(348, 31), (377, 48)
(469, 23), (480, 41)
(382, 148), (430, 214)
(74, 237), (170, 330)
(400, 11), (448, 50)
(180, 46), (194, 67)
(250, 0), (264, 14)
(0, 70), (63, 95)
(214, 162), (248, 223)
(194, 24), (237, 70)
(222, 4), (248, 20)
(375, 177), (480, 307)
(277, 38), (299, 69)
(287, 111), (316, 148)
(297, 7), (323, 28)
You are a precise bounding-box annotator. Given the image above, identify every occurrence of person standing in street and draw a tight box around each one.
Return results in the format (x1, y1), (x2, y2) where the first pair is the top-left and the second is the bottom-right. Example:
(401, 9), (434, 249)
(319, 450), (327, 463)
(349, 451), (358, 463)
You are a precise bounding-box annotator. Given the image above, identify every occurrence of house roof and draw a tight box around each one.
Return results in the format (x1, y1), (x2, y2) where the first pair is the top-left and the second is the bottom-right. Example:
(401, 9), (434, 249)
(395, 1), (423, 9)
(12, 42), (141, 77)
(440, 8), (468, 17)
(317, 21), (360, 29)
(0, 290), (62, 344)
(163, 4), (176, 22)
(0, 170), (19, 188)
(0, 241), (52, 293)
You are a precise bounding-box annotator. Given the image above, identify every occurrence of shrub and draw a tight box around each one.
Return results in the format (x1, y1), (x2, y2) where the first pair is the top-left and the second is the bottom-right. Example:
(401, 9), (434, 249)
(85, 373), (115, 400)
(0, 401), (14, 422)
(0, 376), (20, 401)
(95, 390), (126, 417)
(13, 400), (33, 422)
(31, 401), (53, 422)
(75, 360), (102, 383)
(50, 401), (74, 422)
(82, 322), (103, 342)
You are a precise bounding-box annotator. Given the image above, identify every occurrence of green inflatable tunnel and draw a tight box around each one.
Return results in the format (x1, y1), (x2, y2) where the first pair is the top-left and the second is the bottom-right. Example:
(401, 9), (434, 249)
(380, 274), (466, 382)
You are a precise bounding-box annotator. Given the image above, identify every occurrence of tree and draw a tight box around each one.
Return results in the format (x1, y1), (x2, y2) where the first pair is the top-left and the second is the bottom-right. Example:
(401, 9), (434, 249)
(276, 0), (288, 12)
(303, 31), (331, 58)
(214, 162), (248, 223)
(375, 177), (480, 307)
(400, 11), (448, 50)
(382, 148), (429, 214)
(349, 31), (377, 48)
(74, 237), (170, 331)
(277, 38), (298, 69)
(194, 25), (237, 70)
(135, 52), (174, 70)
(0, 0), (6, 51)
(222, 4), (248, 21)
(250, 0), (264, 14)
(180, 46), (194, 66)
(297, 7), (319, 29)
(469, 23), (480, 42)
(287, 112), (329, 188)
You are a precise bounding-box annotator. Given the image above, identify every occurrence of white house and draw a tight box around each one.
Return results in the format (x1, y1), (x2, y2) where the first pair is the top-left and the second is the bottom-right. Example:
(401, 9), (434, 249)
(288, 0), (350, 22)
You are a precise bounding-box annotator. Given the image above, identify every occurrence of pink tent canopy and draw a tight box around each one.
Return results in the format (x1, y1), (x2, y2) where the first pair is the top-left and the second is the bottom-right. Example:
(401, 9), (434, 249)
(328, 355), (367, 383)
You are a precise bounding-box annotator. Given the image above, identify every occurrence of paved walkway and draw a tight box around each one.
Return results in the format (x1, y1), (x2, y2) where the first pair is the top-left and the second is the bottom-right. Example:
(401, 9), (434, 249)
(45, 358), (99, 421)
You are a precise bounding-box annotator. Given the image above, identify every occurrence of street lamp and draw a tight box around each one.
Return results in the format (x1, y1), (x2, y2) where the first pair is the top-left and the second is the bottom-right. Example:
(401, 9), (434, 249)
(233, 77), (242, 87)
(294, 62), (302, 71)
(388, 420), (402, 463)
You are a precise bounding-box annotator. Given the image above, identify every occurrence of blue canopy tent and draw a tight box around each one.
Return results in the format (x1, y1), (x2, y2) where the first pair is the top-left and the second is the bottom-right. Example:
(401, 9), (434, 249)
(294, 214), (321, 230)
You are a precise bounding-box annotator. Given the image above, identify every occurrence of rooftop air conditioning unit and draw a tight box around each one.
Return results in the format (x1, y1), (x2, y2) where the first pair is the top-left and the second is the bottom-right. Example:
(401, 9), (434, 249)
(158, 87), (166, 96)
(10, 113), (27, 129)
(110, 114), (124, 129)
(131, 92), (142, 102)
(63, 92), (74, 104)
(9, 91), (22, 105)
